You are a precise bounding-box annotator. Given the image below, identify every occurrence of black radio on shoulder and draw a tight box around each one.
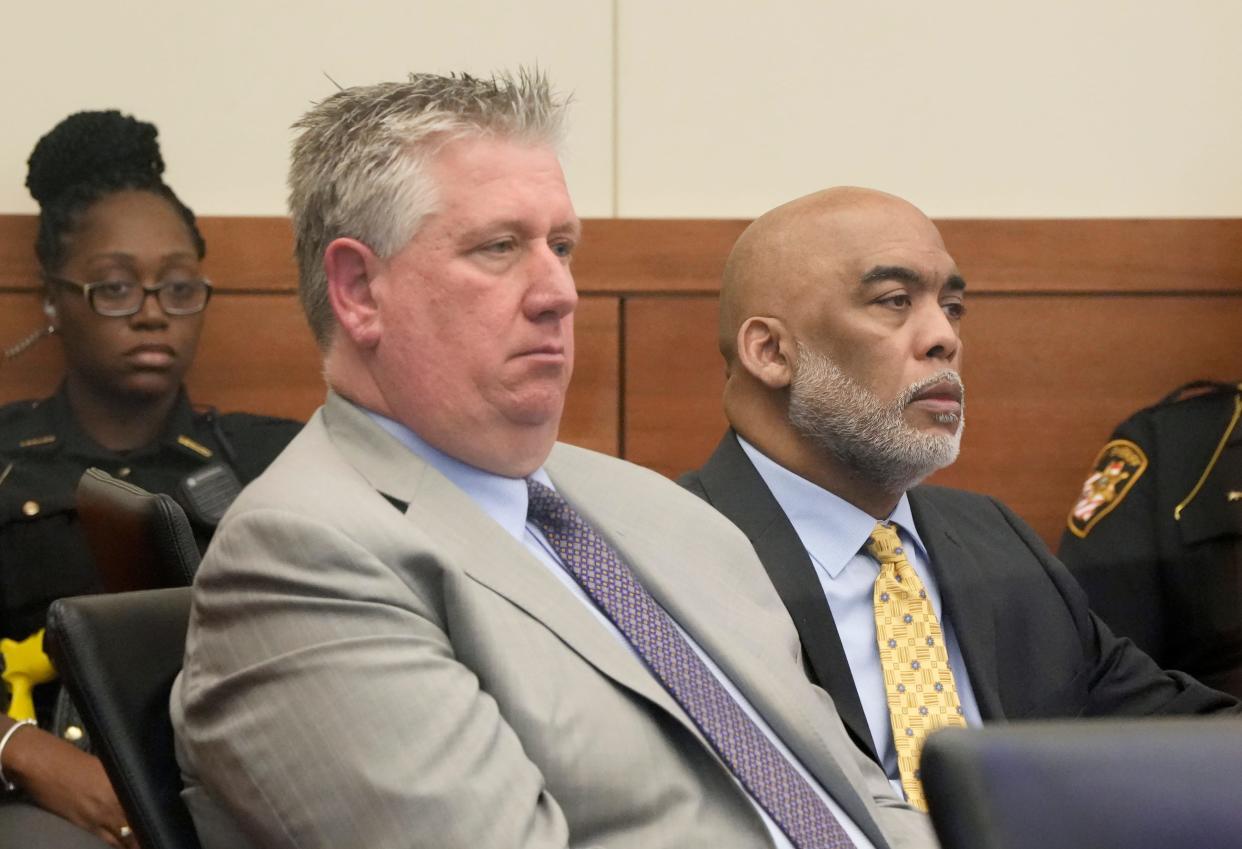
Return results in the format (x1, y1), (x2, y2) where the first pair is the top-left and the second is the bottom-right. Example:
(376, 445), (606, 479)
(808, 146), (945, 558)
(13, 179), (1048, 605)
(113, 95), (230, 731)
(177, 462), (243, 528)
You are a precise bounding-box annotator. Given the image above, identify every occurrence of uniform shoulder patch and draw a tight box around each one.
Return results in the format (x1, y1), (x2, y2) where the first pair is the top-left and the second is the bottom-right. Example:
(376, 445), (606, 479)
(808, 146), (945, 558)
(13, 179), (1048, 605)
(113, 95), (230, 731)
(1066, 439), (1148, 538)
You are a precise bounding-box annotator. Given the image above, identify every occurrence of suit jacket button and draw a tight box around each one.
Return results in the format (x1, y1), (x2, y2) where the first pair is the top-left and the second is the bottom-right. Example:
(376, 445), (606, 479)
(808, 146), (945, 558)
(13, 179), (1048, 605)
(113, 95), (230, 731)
(21, 500), (40, 516)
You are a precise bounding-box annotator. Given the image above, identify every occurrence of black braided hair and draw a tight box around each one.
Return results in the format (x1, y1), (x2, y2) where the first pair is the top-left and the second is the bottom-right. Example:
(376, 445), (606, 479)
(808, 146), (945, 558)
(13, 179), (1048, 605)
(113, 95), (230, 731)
(25, 110), (206, 273)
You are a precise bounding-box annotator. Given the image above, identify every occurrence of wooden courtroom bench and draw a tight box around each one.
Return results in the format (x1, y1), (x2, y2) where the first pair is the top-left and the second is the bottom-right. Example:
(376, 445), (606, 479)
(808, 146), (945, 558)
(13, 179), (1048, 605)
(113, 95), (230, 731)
(2, 215), (1240, 548)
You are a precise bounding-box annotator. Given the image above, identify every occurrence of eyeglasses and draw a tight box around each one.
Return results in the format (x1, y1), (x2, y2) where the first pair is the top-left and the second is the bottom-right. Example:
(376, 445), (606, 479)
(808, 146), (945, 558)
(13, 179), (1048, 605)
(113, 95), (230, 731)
(45, 275), (213, 317)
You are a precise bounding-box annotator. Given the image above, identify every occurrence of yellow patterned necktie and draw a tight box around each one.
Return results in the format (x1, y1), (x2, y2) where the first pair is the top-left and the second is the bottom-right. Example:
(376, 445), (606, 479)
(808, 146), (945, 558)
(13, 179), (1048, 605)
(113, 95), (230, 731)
(865, 521), (966, 811)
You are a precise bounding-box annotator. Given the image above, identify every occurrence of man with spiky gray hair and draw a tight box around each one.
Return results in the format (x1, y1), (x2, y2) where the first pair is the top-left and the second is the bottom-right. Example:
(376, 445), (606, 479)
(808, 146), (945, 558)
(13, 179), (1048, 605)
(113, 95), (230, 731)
(171, 73), (936, 849)
(681, 185), (1238, 813)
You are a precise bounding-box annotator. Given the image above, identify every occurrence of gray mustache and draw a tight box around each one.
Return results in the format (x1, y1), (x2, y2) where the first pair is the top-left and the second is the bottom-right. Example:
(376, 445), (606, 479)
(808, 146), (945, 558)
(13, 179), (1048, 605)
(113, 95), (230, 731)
(899, 370), (964, 407)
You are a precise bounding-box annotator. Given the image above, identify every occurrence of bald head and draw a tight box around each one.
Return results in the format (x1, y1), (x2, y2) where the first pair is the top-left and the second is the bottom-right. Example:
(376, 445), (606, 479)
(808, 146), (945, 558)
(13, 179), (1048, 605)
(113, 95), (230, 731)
(717, 186), (965, 510)
(719, 187), (946, 368)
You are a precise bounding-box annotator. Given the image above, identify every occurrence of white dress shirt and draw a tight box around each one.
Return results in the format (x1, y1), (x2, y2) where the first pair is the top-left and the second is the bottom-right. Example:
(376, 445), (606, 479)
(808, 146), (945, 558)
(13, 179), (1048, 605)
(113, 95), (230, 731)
(738, 437), (984, 799)
(367, 412), (878, 849)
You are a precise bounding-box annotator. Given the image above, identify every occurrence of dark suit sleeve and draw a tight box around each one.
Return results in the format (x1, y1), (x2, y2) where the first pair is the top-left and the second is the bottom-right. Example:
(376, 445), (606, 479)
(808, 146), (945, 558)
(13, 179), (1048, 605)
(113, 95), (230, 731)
(677, 470), (708, 499)
(990, 496), (1238, 716)
(1057, 416), (1168, 661)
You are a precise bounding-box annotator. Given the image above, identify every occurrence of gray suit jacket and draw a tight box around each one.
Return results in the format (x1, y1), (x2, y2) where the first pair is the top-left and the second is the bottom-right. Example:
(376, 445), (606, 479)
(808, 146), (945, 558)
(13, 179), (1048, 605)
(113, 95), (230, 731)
(680, 431), (1238, 765)
(171, 394), (935, 849)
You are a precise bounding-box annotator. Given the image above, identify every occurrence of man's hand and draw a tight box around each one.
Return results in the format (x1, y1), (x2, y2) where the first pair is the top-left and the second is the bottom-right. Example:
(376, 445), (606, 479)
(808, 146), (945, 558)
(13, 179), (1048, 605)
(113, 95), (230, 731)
(2, 721), (136, 848)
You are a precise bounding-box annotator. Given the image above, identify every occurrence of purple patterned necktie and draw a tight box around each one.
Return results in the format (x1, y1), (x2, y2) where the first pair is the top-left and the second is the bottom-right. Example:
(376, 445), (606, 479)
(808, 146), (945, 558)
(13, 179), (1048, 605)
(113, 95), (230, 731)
(526, 479), (856, 849)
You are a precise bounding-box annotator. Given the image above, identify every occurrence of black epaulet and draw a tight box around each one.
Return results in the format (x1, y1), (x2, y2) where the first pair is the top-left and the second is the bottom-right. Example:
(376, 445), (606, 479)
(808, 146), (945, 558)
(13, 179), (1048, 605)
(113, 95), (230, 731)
(1156, 380), (1241, 407)
(0, 397), (59, 454)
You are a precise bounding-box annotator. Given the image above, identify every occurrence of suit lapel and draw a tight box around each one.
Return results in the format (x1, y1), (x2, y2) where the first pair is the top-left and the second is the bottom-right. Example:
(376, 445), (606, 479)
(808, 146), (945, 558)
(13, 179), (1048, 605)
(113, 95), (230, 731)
(908, 489), (1004, 719)
(414, 477), (701, 728)
(690, 433), (881, 762)
(322, 404), (892, 847)
(320, 394), (706, 743)
(550, 446), (892, 849)
(648, 547), (891, 849)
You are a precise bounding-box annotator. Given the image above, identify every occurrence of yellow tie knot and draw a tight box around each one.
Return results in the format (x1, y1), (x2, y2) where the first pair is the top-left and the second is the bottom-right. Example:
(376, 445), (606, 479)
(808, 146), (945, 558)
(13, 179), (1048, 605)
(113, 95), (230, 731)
(864, 522), (906, 564)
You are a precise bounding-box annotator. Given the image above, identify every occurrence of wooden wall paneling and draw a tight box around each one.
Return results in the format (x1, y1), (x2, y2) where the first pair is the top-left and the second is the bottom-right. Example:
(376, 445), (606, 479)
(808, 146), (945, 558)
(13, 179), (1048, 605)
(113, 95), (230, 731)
(7, 215), (1242, 294)
(939, 219), (1242, 293)
(559, 296), (621, 455)
(623, 296), (726, 478)
(0, 216), (37, 287)
(0, 216), (298, 292)
(199, 217), (298, 291)
(185, 294), (323, 420)
(3, 212), (1241, 549)
(930, 292), (1242, 546)
(0, 291), (65, 401)
(575, 220), (748, 293)
(570, 218), (1242, 295)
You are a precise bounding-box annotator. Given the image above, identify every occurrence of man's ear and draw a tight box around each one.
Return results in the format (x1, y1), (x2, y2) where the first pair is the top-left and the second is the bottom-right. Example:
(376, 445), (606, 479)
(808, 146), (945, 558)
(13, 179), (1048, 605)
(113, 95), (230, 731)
(735, 316), (795, 389)
(324, 238), (384, 348)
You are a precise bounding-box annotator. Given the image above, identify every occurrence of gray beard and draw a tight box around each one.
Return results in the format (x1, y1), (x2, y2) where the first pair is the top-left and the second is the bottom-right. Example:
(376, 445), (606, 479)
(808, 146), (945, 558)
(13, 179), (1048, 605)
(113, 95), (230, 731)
(787, 342), (964, 493)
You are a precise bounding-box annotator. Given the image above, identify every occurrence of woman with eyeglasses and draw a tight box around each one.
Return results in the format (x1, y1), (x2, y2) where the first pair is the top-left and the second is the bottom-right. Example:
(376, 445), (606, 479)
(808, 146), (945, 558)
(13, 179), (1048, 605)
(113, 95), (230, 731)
(0, 111), (300, 848)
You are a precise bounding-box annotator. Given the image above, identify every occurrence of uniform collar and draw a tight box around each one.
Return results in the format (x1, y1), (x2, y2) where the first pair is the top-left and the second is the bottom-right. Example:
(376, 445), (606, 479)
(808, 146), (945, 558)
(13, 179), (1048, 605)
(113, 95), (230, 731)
(39, 382), (210, 463)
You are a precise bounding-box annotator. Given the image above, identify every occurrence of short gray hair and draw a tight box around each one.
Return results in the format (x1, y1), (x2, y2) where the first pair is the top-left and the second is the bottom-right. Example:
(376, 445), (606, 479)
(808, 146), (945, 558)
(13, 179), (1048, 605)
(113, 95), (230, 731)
(288, 68), (569, 348)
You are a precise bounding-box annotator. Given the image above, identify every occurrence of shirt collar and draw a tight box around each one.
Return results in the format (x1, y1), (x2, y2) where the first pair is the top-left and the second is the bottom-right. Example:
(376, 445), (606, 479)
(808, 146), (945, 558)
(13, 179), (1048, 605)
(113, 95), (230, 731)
(736, 435), (928, 577)
(363, 409), (552, 543)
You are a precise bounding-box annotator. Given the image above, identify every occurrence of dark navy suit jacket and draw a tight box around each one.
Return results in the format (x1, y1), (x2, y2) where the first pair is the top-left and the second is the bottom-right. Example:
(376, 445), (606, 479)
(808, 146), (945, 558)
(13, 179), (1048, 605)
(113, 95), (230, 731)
(680, 431), (1239, 763)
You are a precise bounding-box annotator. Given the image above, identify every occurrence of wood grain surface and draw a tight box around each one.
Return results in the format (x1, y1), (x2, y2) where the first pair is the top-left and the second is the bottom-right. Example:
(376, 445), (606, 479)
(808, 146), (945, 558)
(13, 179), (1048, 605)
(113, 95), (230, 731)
(3, 214), (1239, 546)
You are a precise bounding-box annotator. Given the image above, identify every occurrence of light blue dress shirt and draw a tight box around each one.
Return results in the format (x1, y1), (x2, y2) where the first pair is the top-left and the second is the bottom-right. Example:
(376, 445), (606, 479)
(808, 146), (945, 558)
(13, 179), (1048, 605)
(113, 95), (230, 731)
(366, 412), (879, 849)
(737, 437), (984, 799)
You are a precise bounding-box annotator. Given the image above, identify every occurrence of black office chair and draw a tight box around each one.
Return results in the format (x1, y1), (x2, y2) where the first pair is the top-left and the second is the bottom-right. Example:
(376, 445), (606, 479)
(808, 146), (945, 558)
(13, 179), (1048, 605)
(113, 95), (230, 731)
(76, 468), (201, 592)
(922, 719), (1242, 849)
(45, 588), (202, 849)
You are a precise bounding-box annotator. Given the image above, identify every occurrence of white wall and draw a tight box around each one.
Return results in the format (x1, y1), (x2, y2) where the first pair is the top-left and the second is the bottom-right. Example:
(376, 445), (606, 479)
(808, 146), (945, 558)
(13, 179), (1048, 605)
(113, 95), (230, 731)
(3, 1), (1240, 218)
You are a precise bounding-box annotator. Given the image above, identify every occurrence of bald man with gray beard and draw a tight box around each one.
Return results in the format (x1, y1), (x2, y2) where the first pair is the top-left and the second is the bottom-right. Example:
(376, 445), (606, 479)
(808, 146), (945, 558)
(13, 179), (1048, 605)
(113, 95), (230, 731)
(680, 186), (1238, 810)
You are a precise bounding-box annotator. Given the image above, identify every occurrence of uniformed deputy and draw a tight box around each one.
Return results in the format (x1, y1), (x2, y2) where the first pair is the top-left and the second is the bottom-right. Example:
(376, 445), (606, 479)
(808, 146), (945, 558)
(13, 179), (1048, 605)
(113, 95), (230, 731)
(1059, 381), (1242, 699)
(0, 111), (300, 849)
(0, 390), (299, 722)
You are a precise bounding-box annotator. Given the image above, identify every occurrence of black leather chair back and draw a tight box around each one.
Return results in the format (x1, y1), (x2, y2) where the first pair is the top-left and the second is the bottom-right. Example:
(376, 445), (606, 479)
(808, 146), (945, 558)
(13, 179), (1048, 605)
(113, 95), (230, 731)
(45, 588), (202, 849)
(76, 468), (201, 592)
(922, 719), (1242, 849)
